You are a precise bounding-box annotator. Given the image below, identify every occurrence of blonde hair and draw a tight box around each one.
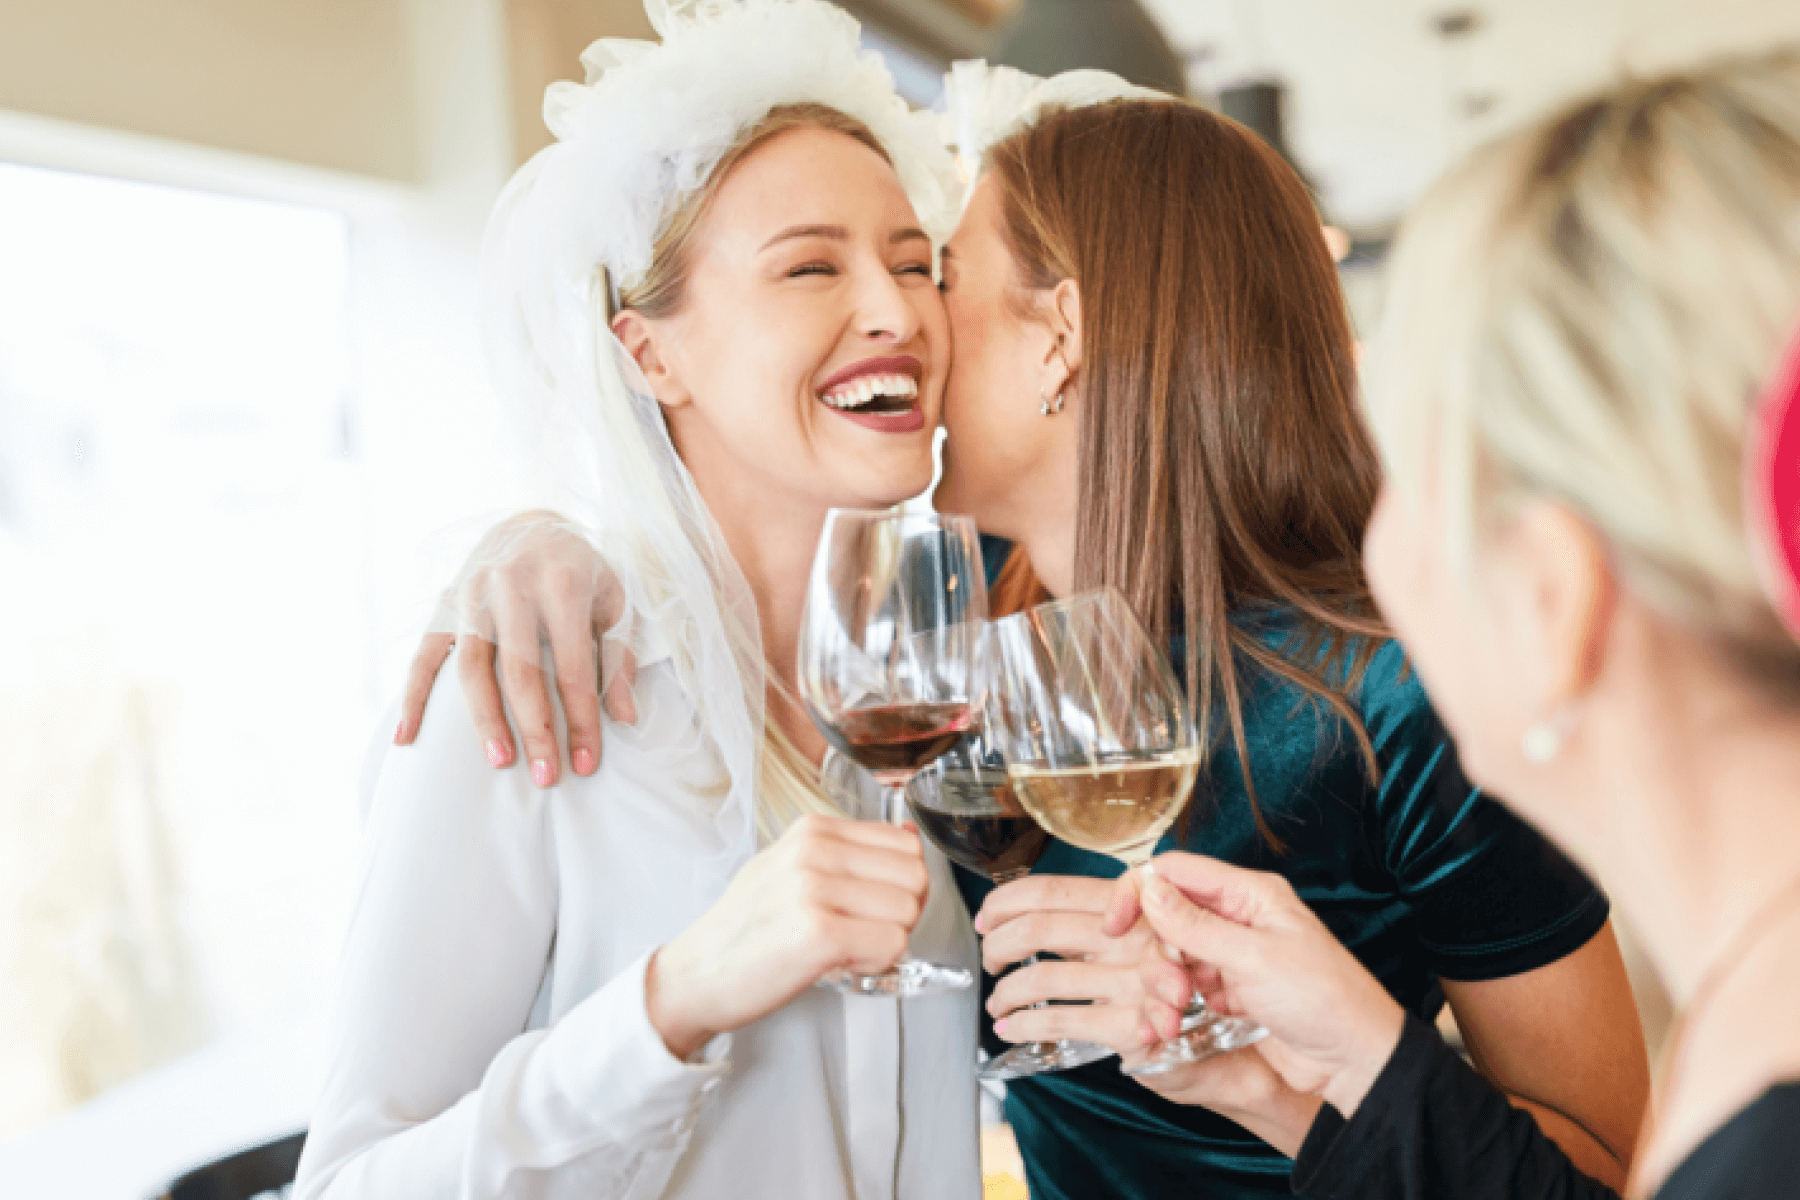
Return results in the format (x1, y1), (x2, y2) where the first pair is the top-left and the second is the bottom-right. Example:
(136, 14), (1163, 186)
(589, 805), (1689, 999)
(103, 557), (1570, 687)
(1368, 50), (1800, 693)
(620, 102), (893, 836)
(618, 102), (889, 319)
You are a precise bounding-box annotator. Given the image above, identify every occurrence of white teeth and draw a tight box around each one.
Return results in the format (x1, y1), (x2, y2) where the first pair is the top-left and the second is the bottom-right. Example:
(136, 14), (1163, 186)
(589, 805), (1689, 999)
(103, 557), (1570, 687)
(819, 372), (919, 409)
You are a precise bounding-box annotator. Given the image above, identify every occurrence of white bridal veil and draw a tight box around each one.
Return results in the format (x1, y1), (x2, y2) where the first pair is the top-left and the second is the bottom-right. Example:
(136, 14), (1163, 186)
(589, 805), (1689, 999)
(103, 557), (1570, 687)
(446, 0), (957, 883)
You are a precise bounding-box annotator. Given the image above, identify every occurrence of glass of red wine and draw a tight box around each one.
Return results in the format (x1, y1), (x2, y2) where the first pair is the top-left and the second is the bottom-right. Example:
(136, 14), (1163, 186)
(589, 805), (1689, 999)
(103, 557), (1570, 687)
(907, 718), (1114, 1081)
(799, 508), (987, 996)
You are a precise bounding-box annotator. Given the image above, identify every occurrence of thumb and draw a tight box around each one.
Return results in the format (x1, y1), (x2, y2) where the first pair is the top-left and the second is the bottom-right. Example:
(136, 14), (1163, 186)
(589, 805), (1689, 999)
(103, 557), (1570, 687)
(1140, 865), (1259, 974)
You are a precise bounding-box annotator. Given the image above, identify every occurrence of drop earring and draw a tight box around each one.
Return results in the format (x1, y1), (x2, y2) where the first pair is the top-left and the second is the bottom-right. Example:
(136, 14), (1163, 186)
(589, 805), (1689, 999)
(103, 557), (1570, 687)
(1039, 389), (1065, 416)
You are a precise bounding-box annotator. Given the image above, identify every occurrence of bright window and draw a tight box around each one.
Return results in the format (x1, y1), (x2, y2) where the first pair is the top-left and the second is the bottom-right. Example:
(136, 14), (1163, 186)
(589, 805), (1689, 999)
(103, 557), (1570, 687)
(0, 163), (368, 1137)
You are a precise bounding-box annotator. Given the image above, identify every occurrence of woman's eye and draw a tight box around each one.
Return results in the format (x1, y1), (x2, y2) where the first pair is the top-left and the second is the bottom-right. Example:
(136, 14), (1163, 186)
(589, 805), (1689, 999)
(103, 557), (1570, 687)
(788, 262), (836, 278)
(897, 262), (933, 278)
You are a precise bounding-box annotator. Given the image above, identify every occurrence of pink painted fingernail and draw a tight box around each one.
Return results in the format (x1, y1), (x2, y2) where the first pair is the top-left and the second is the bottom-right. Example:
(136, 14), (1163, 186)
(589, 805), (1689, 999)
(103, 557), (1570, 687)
(572, 748), (596, 775)
(973, 911), (987, 934)
(393, 720), (407, 743)
(485, 740), (509, 768)
(994, 1017), (1009, 1039)
(531, 759), (553, 787)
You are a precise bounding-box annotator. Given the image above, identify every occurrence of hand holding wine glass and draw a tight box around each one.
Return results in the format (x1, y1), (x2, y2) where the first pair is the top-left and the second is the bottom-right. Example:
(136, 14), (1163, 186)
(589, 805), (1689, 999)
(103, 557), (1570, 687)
(646, 813), (933, 1060)
(987, 589), (1267, 1074)
(798, 508), (988, 996)
(908, 719), (1113, 1080)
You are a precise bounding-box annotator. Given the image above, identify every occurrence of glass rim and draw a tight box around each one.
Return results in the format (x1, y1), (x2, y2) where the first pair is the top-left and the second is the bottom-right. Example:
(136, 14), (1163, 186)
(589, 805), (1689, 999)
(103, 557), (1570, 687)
(822, 505), (982, 528)
(988, 586), (1128, 633)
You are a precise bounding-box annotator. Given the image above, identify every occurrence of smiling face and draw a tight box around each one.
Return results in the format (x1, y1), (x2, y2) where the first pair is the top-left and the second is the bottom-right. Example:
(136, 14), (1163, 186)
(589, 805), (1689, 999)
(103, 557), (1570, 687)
(619, 125), (949, 515)
(931, 175), (1078, 548)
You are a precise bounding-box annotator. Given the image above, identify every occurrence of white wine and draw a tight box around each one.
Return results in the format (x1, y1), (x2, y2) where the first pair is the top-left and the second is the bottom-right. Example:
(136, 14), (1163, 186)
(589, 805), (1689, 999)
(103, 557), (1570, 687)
(1007, 749), (1201, 865)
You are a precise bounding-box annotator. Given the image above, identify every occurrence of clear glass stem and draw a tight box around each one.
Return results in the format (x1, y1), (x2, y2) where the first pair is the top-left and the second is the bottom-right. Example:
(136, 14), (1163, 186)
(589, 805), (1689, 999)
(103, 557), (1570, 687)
(1121, 861), (1267, 1076)
(880, 781), (909, 826)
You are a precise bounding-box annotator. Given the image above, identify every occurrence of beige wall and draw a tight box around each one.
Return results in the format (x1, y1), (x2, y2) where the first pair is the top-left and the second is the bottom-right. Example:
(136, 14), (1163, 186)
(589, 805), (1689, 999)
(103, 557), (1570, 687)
(504, 0), (653, 163)
(0, 0), (419, 181)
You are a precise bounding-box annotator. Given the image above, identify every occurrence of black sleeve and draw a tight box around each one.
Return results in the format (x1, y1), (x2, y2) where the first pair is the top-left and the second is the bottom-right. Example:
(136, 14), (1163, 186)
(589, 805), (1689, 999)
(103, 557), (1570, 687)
(1291, 1015), (1621, 1200)
(1658, 1084), (1800, 1198)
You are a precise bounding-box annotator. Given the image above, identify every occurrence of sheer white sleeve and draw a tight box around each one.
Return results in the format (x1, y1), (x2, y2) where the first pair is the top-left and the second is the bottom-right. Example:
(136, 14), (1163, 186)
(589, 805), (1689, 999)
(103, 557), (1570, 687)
(294, 675), (730, 1200)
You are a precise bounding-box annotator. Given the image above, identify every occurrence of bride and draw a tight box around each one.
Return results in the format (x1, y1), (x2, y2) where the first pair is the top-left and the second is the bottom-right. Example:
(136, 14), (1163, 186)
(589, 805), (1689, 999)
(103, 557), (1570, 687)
(294, 3), (980, 1198)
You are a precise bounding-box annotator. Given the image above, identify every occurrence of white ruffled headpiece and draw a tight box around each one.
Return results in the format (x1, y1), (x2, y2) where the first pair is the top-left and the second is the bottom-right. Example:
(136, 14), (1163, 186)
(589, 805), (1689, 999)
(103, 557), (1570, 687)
(531, 0), (959, 301)
(940, 59), (1168, 203)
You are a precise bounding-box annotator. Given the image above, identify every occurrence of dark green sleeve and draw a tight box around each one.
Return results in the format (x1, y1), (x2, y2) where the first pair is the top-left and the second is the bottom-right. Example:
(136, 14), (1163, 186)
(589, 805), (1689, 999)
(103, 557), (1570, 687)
(979, 532), (1013, 589)
(1367, 655), (1608, 981)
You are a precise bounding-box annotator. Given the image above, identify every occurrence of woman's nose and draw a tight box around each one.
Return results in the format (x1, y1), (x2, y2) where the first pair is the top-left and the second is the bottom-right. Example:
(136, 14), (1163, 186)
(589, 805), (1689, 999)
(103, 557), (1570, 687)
(855, 264), (921, 345)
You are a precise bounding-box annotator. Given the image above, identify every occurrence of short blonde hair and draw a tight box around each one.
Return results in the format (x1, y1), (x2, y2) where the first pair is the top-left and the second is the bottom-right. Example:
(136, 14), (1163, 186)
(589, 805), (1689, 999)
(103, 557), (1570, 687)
(1368, 50), (1800, 692)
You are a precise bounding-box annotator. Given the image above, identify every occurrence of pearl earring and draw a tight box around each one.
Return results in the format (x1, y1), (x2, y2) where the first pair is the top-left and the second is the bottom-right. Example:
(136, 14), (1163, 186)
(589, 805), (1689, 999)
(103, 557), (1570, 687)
(1039, 389), (1065, 416)
(1521, 706), (1580, 764)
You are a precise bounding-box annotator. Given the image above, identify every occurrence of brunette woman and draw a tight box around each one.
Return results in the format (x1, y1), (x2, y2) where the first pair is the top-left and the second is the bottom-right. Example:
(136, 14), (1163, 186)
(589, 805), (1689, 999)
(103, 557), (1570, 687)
(930, 93), (1645, 1200)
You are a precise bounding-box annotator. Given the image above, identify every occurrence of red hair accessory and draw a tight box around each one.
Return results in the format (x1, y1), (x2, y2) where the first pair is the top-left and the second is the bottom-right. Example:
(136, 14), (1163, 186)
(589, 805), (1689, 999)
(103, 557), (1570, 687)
(1749, 321), (1800, 640)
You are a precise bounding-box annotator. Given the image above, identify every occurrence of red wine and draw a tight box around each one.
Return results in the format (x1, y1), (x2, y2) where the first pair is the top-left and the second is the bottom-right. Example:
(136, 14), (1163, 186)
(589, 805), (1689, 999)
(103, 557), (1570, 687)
(910, 767), (1049, 880)
(821, 702), (976, 781)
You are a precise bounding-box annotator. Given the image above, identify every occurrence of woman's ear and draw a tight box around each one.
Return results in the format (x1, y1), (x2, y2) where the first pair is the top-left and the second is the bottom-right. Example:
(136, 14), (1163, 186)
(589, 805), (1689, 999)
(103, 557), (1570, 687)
(1043, 279), (1083, 395)
(611, 310), (690, 409)
(1494, 500), (1617, 711)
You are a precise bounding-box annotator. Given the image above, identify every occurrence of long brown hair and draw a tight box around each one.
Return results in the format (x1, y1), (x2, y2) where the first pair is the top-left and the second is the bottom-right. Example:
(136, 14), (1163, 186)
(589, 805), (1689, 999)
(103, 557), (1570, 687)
(986, 99), (1388, 848)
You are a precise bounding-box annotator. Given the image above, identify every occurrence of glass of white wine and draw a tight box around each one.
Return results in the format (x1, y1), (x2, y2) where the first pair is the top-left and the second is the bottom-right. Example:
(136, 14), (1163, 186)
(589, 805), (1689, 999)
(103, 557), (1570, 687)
(987, 589), (1266, 1075)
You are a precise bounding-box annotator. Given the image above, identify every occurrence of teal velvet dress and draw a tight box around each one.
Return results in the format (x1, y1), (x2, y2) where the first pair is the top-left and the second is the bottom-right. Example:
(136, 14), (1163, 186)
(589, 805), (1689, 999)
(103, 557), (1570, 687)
(959, 544), (1609, 1200)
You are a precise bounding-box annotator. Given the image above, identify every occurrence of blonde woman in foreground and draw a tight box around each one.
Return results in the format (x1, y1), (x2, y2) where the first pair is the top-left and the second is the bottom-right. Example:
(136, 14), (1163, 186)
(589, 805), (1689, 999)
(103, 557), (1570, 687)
(1111, 49), (1800, 1200)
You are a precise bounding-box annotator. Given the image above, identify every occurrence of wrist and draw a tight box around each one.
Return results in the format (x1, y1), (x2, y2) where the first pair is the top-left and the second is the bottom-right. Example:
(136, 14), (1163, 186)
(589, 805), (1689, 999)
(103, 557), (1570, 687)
(1216, 1080), (1324, 1159)
(645, 944), (716, 1062)
(1319, 1000), (1406, 1120)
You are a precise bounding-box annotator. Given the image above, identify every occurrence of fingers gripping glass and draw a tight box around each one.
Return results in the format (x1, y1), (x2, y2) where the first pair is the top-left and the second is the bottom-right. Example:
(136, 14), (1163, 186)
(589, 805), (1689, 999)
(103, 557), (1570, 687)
(987, 590), (1266, 1074)
(906, 707), (1112, 1081)
(799, 509), (986, 996)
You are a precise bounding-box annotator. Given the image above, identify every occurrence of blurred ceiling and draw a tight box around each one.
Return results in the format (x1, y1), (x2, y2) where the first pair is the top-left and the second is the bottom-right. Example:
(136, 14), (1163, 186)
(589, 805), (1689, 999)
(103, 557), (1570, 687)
(1138, 0), (1800, 231)
(990, 0), (1185, 94)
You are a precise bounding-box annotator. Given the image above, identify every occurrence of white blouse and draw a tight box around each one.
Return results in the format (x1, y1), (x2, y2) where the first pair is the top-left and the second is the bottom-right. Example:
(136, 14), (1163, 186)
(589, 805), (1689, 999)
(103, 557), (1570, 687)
(295, 638), (983, 1200)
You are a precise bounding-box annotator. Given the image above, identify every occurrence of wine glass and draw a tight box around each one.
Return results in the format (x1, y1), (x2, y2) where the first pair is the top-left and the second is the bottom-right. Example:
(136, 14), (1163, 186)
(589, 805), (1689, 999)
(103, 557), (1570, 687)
(799, 508), (987, 996)
(908, 717), (1115, 1081)
(986, 589), (1266, 1075)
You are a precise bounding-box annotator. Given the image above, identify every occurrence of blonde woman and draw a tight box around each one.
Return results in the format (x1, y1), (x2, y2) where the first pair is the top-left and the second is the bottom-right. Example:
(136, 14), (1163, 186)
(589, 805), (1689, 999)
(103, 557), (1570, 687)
(295, 3), (983, 1198)
(1112, 49), (1800, 1200)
